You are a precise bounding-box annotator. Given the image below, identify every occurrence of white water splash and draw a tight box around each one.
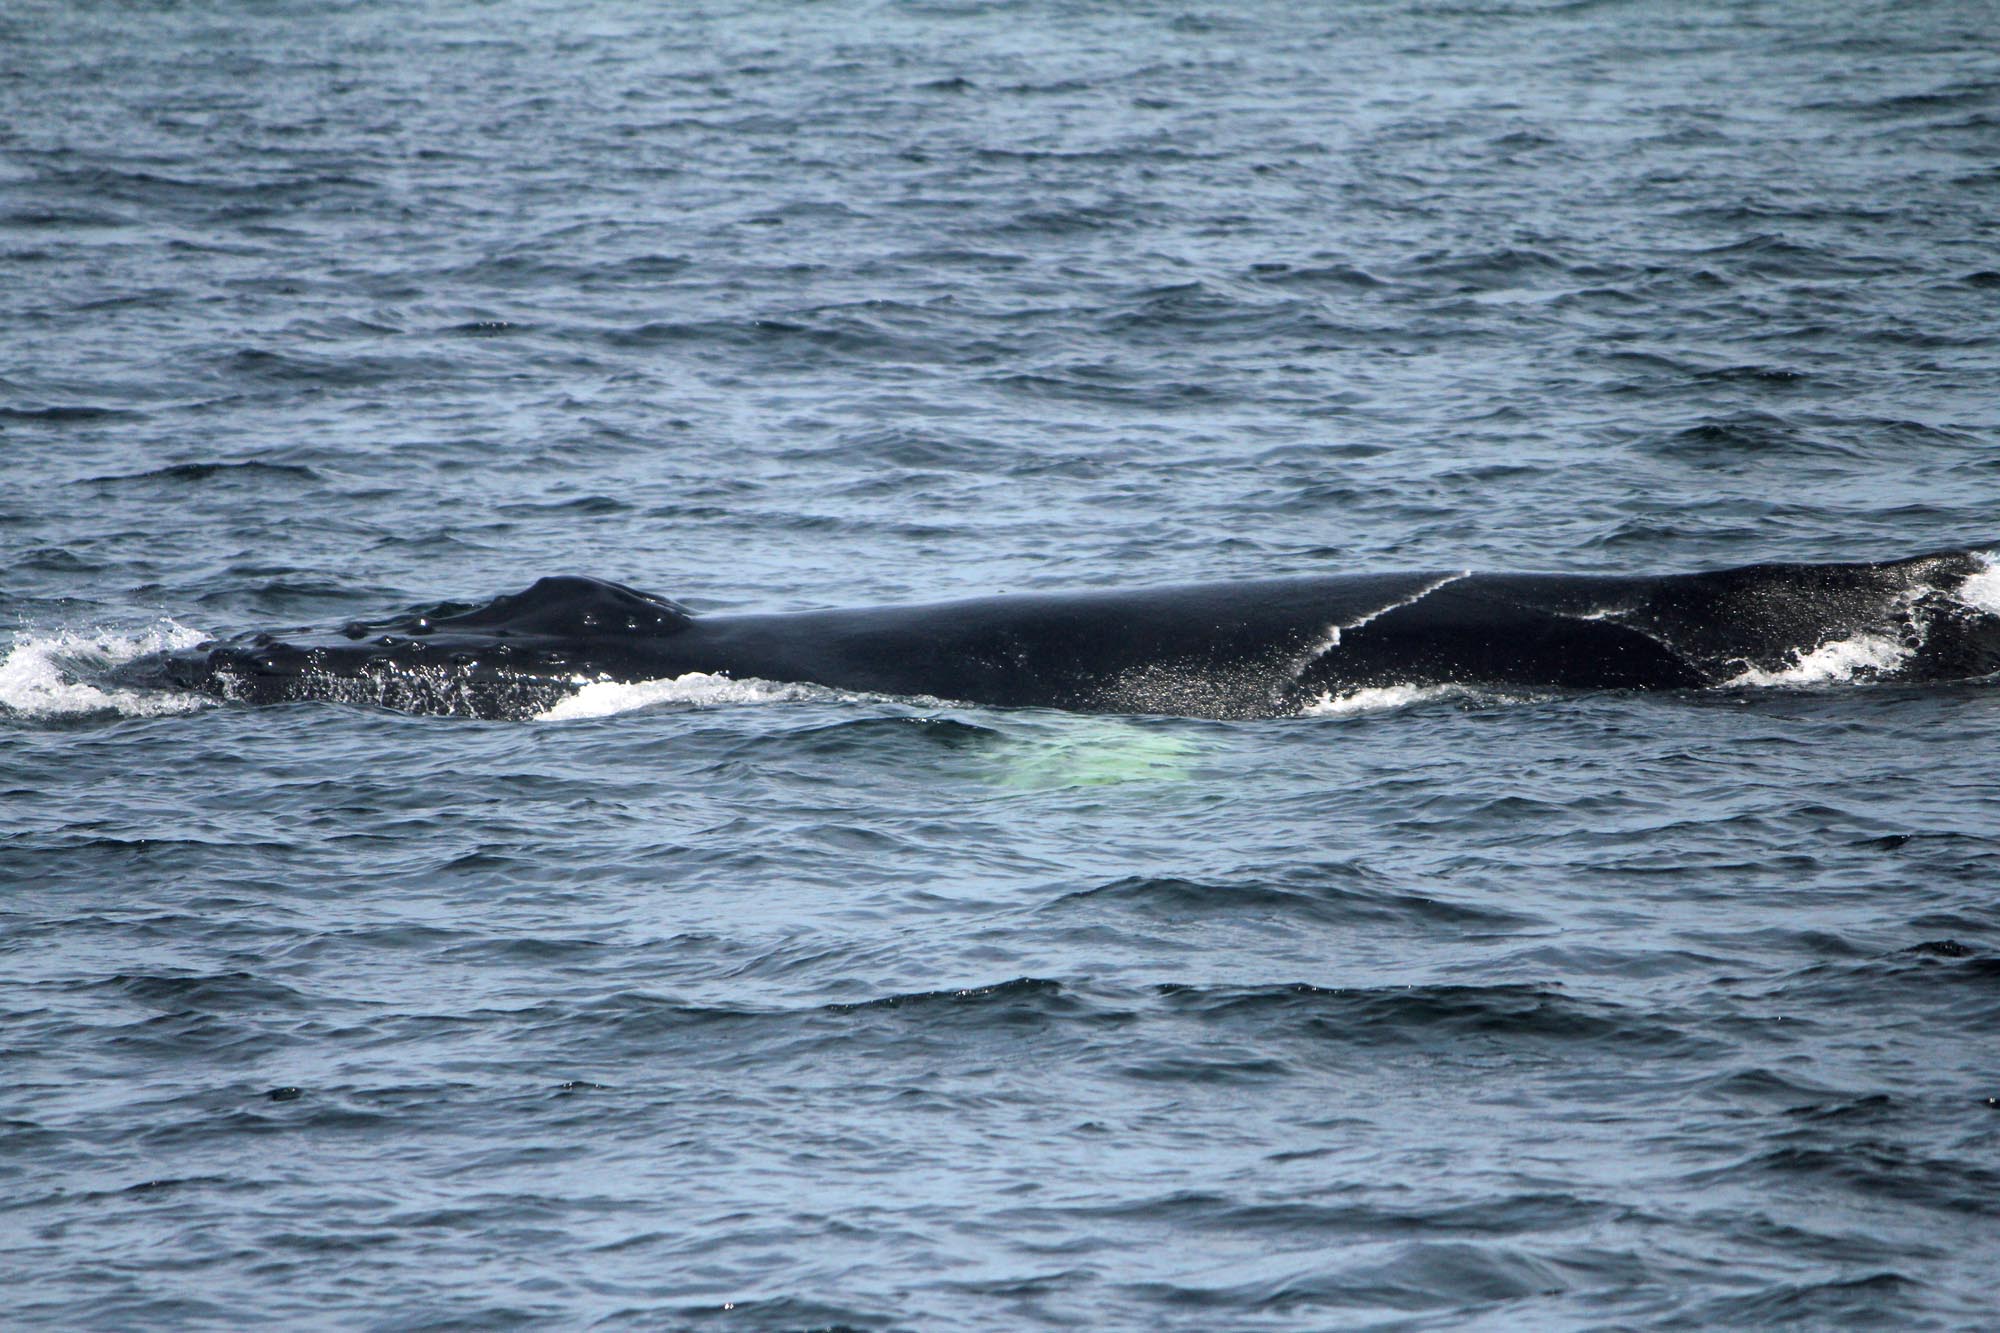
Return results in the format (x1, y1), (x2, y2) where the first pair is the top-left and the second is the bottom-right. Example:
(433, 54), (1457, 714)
(1719, 568), (1974, 688)
(534, 671), (826, 720)
(1956, 551), (2000, 616)
(1723, 630), (1913, 687)
(0, 623), (212, 719)
(1715, 557), (2000, 691)
(1300, 683), (1471, 716)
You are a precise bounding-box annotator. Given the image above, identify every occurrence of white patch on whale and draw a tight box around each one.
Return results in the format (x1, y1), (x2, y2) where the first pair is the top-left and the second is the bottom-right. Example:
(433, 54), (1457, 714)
(1302, 571), (1471, 664)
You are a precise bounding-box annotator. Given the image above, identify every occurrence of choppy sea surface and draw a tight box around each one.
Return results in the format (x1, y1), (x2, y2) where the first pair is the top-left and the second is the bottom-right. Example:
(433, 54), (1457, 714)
(6, 1), (2000, 1327)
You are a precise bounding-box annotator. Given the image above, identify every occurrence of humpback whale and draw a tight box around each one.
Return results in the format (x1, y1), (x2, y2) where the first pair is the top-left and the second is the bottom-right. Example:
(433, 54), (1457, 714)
(119, 549), (2000, 720)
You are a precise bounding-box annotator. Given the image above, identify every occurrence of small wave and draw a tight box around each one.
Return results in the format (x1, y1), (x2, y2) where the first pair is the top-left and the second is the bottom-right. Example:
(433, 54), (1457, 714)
(1048, 871), (1539, 928)
(0, 623), (212, 720)
(85, 460), (320, 486)
(824, 977), (1066, 1014)
(533, 672), (826, 721)
(0, 403), (142, 422)
(1156, 980), (1692, 1048)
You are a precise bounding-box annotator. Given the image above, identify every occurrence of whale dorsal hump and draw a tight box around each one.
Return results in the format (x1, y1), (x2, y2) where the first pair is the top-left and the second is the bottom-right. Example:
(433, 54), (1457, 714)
(414, 576), (695, 638)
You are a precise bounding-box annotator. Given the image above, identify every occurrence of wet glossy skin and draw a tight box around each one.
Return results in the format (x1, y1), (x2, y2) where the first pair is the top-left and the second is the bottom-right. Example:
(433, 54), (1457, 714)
(128, 551), (1998, 719)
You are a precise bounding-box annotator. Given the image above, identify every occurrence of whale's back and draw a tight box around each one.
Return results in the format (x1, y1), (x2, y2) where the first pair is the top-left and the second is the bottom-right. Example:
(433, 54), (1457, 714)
(113, 550), (2000, 719)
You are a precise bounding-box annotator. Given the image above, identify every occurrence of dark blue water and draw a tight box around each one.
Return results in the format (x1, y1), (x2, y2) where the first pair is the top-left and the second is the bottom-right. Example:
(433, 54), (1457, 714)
(6, 1), (2000, 1327)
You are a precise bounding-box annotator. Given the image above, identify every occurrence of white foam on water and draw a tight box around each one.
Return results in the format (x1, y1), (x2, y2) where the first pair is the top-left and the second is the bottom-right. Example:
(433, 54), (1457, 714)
(1723, 630), (1912, 688)
(1300, 683), (1469, 716)
(1955, 551), (2000, 616)
(534, 671), (825, 720)
(0, 622), (212, 719)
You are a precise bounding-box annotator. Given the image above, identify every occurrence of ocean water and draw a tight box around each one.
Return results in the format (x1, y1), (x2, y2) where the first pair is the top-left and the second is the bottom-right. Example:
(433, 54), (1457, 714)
(6, 0), (2000, 1327)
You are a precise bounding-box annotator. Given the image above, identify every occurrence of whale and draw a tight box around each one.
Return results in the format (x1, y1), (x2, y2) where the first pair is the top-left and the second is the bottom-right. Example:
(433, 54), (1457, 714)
(117, 548), (2000, 720)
